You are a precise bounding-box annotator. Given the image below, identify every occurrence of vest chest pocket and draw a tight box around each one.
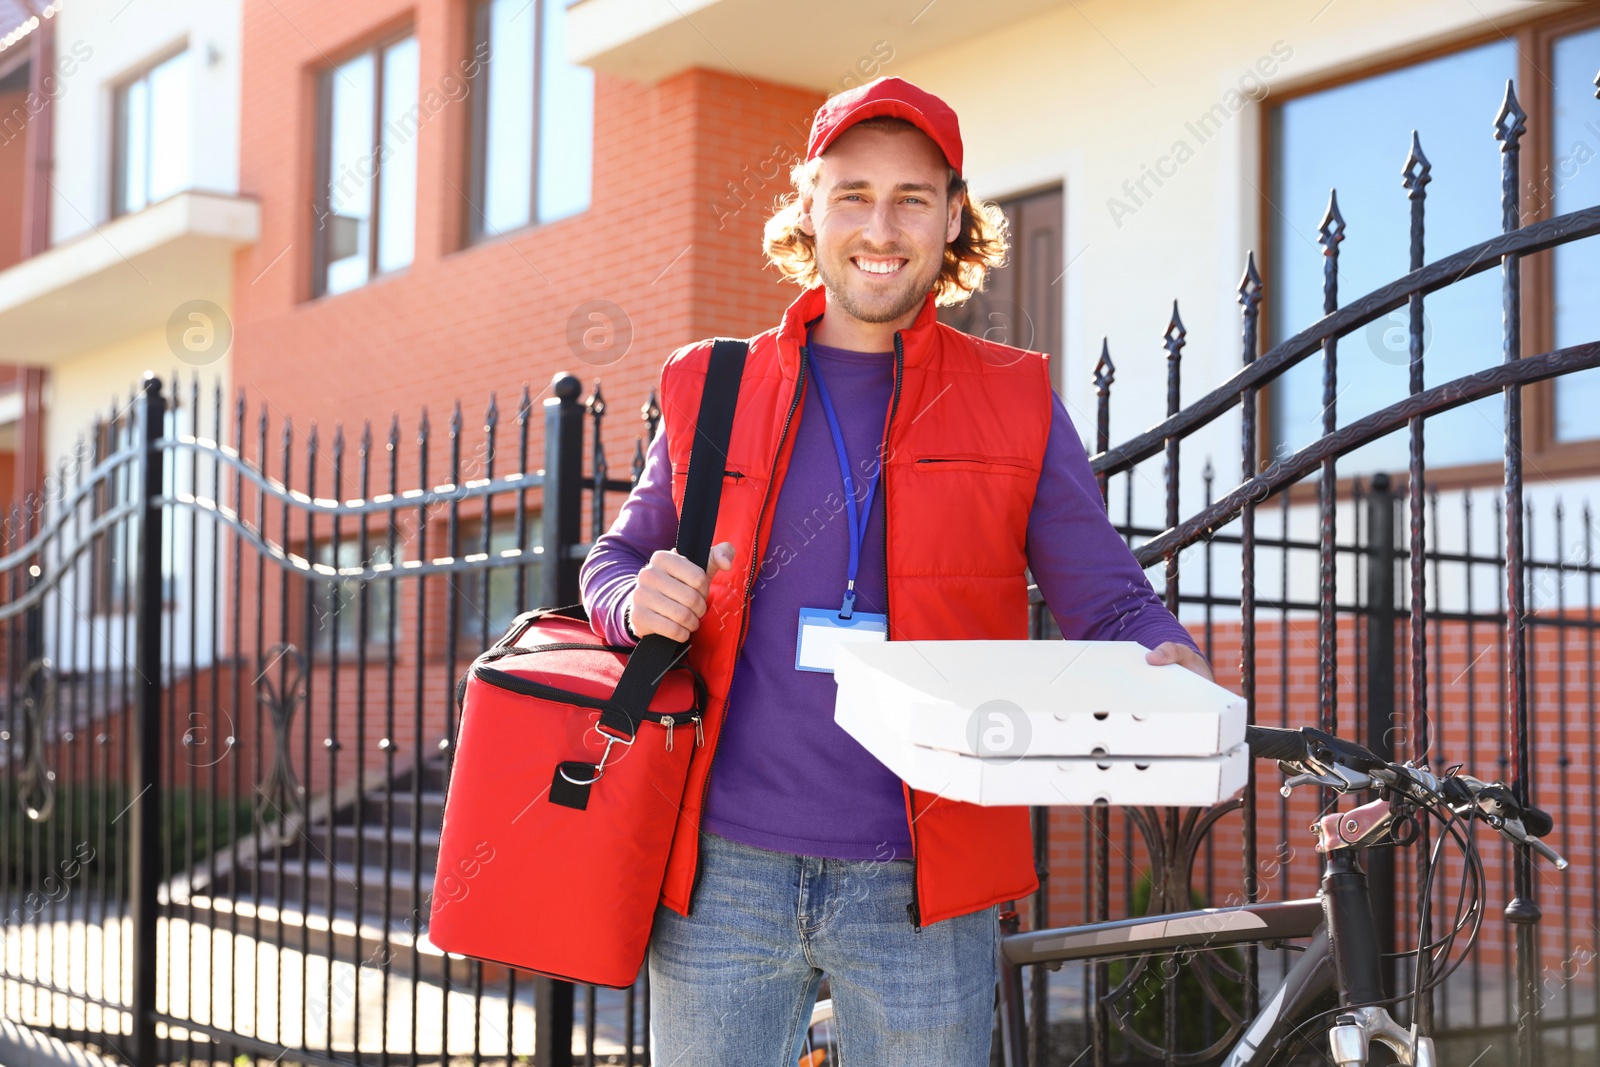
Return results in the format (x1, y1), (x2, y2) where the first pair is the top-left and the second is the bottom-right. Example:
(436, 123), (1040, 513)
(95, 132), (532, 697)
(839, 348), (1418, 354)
(900, 452), (1034, 569)
(911, 452), (1035, 477)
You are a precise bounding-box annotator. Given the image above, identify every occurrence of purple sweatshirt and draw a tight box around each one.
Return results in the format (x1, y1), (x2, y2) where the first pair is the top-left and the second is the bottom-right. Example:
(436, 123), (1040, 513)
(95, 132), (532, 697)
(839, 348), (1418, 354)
(578, 340), (1204, 861)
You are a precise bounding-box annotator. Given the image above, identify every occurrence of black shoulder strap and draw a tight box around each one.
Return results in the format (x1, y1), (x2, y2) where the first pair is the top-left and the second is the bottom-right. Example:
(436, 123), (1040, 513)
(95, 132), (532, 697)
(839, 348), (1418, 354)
(599, 338), (748, 739)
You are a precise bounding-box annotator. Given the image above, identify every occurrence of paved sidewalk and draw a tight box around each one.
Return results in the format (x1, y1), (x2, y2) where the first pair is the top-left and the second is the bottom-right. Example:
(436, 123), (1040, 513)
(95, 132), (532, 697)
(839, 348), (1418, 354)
(2, 904), (644, 1061)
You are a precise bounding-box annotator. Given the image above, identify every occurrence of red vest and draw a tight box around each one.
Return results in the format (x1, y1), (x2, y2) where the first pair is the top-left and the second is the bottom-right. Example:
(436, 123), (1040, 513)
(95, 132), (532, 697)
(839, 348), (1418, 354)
(657, 284), (1053, 925)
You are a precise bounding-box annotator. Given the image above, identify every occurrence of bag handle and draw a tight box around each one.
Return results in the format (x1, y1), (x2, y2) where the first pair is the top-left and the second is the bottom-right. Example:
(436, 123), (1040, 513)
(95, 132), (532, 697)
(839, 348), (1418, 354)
(597, 338), (748, 741)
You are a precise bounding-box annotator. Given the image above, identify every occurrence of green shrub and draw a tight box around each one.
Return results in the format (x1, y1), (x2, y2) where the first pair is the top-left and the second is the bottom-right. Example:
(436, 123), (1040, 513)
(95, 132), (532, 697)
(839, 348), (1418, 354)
(2, 780), (268, 896)
(1105, 870), (1248, 1057)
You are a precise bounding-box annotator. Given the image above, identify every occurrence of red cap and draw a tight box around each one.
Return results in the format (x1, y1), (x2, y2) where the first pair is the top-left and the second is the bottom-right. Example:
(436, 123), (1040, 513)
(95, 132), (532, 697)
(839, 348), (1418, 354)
(806, 76), (963, 176)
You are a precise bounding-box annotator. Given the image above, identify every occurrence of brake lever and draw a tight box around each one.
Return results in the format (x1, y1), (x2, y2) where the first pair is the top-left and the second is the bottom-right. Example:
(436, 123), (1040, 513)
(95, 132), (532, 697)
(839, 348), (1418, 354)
(1498, 816), (1569, 871)
(1280, 764), (1372, 797)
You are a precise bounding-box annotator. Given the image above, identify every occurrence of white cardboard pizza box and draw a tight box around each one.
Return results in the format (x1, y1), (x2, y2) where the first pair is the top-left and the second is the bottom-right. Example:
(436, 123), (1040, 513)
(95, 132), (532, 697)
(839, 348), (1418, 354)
(837, 693), (1250, 806)
(832, 640), (1250, 808)
(833, 640), (1247, 758)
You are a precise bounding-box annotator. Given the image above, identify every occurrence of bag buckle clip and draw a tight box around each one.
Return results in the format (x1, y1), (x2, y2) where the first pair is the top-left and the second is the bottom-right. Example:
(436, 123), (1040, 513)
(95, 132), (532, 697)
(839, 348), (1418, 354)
(559, 726), (634, 786)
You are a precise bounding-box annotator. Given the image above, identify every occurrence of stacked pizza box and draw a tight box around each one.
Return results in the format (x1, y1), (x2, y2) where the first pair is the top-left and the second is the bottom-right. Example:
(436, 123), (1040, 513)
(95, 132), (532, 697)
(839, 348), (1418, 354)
(833, 640), (1249, 807)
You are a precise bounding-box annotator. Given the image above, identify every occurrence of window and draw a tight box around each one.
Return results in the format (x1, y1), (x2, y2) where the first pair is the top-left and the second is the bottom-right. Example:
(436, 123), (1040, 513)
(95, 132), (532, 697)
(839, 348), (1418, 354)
(1265, 11), (1600, 477)
(465, 0), (593, 239)
(310, 540), (403, 655)
(313, 33), (419, 297)
(1268, 41), (1515, 475)
(113, 48), (192, 217)
(937, 186), (1063, 389)
(449, 513), (541, 656)
(1551, 23), (1600, 442)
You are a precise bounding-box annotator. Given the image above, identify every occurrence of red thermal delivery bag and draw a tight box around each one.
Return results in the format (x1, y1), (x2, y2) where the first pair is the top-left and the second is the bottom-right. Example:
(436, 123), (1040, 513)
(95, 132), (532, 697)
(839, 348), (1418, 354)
(427, 605), (708, 986)
(427, 338), (747, 987)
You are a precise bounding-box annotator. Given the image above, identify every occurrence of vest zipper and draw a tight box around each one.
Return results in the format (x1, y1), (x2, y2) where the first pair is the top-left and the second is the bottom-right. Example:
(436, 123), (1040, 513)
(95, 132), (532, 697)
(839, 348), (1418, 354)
(686, 351), (809, 913)
(885, 331), (922, 931)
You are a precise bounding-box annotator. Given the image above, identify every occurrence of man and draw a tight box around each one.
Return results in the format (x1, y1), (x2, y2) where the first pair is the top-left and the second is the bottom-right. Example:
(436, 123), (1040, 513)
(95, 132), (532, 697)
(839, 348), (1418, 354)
(579, 76), (1212, 1066)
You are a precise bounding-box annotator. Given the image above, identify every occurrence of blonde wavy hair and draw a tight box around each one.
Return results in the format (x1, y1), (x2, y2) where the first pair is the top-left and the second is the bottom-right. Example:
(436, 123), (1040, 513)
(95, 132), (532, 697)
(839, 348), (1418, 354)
(762, 117), (1010, 306)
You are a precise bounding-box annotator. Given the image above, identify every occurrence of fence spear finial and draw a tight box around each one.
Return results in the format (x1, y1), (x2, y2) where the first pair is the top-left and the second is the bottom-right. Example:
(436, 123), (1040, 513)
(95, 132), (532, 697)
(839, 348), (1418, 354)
(1402, 130), (1432, 197)
(1238, 251), (1263, 312)
(1093, 337), (1115, 393)
(1164, 301), (1186, 362)
(1317, 189), (1346, 253)
(642, 387), (661, 441)
(1494, 79), (1527, 151)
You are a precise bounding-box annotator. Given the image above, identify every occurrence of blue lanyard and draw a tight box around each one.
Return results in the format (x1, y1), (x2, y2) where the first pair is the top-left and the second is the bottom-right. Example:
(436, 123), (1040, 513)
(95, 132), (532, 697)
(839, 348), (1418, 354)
(804, 334), (882, 619)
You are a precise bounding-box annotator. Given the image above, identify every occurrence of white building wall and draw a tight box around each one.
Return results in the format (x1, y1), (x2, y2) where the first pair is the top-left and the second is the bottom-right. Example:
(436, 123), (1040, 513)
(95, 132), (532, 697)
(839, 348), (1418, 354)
(32, 0), (242, 673)
(889, 0), (1599, 621)
(49, 0), (242, 241)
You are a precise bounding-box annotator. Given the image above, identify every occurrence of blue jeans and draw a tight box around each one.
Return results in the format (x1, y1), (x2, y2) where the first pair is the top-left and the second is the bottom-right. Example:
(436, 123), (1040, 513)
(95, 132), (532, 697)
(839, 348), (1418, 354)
(648, 830), (999, 1066)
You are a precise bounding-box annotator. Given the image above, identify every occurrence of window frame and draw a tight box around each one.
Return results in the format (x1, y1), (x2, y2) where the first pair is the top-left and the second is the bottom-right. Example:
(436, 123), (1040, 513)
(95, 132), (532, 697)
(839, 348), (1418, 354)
(296, 532), (407, 662)
(1256, 5), (1600, 500)
(309, 25), (418, 300)
(110, 42), (191, 221)
(461, 0), (593, 245)
(444, 506), (543, 662)
(463, 0), (542, 244)
(936, 182), (1065, 394)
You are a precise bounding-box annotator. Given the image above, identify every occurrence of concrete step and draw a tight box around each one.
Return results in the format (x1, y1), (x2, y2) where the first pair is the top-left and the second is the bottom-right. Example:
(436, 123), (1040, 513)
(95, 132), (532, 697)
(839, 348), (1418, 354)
(242, 858), (434, 922)
(312, 822), (442, 869)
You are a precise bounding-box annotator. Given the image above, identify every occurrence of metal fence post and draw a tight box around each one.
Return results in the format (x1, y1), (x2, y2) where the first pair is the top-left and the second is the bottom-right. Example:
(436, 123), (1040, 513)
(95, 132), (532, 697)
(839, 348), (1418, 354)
(129, 374), (165, 1067)
(535, 370), (581, 1067)
(1363, 472), (1398, 999)
(540, 372), (584, 610)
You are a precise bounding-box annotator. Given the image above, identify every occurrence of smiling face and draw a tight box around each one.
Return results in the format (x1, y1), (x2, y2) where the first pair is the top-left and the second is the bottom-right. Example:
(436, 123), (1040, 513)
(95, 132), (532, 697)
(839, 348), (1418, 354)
(800, 123), (963, 343)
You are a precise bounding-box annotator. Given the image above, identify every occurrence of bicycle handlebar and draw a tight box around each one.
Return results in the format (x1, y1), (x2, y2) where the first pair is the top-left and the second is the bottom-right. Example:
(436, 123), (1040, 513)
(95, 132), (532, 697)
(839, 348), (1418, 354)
(1242, 724), (1309, 763)
(1243, 724), (1564, 867)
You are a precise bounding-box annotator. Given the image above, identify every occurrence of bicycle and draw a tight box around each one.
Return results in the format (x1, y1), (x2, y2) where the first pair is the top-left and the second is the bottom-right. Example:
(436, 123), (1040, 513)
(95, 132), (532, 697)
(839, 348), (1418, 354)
(795, 725), (1565, 1065)
(991, 724), (1569, 1066)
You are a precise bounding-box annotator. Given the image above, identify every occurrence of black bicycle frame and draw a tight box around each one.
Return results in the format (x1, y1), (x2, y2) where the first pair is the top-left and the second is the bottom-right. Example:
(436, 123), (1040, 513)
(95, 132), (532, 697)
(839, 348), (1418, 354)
(998, 858), (1390, 1067)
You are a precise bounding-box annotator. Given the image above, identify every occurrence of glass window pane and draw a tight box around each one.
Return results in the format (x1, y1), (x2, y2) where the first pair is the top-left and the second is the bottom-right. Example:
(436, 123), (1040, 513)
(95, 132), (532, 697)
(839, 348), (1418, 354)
(537, 0), (593, 222)
(146, 50), (192, 204)
(120, 78), (150, 214)
(483, 0), (535, 233)
(454, 515), (540, 651)
(1552, 24), (1600, 442)
(1269, 40), (1516, 474)
(324, 52), (376, 296)
(314, 540), (402, 653)
(377, 36), (419, 274)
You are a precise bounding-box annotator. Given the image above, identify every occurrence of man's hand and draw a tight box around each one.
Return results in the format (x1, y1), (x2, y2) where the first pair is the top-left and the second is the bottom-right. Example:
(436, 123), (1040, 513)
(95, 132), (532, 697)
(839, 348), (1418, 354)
(626, 542), (738, 642)
(1145, 641), (1213, 682)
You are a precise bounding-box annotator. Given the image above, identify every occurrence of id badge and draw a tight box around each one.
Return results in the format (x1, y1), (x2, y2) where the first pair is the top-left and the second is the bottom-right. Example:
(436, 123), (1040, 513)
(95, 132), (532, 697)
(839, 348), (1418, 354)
(795, 606), (888, 673)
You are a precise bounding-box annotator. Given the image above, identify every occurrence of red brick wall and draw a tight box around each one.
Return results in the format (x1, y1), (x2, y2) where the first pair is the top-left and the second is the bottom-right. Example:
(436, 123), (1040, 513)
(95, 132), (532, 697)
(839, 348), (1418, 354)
(0, 84), (29, 273)
(234, 0), (823, 497)
(1035, 609), (1598, 975)
(229, 3), (831, 809)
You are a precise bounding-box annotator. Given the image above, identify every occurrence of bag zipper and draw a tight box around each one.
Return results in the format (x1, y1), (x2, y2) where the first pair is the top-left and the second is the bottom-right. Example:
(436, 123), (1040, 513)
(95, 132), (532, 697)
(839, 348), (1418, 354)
(470, 663), (704, 725)
(687, 341), (809, 913)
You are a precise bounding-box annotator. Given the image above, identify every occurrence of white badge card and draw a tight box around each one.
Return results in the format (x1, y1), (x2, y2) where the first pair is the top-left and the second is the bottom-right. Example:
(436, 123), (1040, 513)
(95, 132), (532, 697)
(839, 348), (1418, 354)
(796, 607), (888, 673)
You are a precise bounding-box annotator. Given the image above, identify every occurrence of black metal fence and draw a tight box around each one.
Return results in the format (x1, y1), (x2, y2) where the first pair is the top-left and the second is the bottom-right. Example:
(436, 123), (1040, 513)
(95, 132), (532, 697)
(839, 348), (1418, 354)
(1, 74), (1597, 1067)
(1020, 77), (1600, 1067)
(0, 371), (661, 1067)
